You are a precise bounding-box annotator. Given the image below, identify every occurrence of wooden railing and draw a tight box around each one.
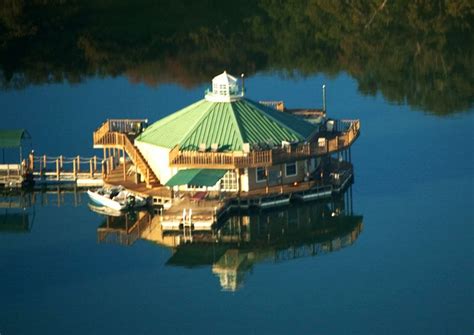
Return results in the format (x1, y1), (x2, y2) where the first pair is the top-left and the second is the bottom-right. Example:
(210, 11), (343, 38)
(170, 120), (360, 168)
(93, 119), (147, 145)
(170, 146), (273, 168)
(93, 120), (111, 145)
(28, 155), (103, 180)
(94, 131), (159, 187)
(0, 164), (23, 185)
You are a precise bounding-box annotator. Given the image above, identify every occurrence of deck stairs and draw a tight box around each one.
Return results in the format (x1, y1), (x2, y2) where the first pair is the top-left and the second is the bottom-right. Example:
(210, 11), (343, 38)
(93, 119), (160, 188)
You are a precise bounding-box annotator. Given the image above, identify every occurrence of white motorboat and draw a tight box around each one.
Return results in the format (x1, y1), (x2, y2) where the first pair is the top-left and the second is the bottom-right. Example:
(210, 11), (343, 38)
(87, 203), (123, 217)
(87, 186), (148, 211)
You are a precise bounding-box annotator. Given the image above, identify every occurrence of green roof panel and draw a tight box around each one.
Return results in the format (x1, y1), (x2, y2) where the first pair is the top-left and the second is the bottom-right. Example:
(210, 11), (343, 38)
(136, 98), (319, 151)
(0, 129), (31, 148)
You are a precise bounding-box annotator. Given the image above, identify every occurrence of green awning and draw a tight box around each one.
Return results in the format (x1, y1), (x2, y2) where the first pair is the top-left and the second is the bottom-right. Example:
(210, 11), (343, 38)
(166, 169), (228, 187)
(165, 169), (201, 187)
(0, 129), (31, 148)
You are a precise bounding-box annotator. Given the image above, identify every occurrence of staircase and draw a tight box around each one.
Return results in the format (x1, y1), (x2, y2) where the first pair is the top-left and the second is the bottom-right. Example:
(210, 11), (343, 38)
(93, 119), (160, 188)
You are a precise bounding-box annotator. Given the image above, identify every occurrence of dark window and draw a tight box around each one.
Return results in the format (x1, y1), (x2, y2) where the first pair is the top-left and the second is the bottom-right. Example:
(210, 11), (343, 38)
(256, 167), (266, 182)
(285, 162), (297, 177)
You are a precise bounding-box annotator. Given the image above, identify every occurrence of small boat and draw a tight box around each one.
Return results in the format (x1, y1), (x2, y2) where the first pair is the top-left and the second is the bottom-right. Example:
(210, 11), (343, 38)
(87, 203), (123, 217)
(87, 186), (148, 211)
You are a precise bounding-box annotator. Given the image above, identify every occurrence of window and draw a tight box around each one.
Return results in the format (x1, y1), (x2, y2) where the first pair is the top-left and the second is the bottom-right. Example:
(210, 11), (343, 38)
(285, 162), (297, 177)
(256, 167), (266, 183)
(221, 170), (238, 191)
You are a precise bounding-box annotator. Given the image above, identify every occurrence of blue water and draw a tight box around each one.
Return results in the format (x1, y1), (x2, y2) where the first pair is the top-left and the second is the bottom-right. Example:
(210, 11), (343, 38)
(1, 73), (473, 334)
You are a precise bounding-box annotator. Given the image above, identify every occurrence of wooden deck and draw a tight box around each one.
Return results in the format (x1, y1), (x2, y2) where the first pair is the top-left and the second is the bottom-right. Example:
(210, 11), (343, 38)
(169, 120), (360, 169)
(104, 163), (172, 205)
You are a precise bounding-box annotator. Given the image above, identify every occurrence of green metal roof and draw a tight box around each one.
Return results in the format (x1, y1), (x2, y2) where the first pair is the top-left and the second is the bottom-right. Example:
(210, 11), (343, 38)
(136, 98), (318, 151)
(165, 169), (228, 187)
(0, 129), (31, 148)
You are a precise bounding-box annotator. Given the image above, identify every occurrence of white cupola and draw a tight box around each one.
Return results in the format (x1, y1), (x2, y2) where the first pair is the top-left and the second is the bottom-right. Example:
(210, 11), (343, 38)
(205, 71), (244, 102)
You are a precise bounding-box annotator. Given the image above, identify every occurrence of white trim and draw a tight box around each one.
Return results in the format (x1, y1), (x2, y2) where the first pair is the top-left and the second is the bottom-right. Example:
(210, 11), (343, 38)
(205, 92), (243, 102)
(285, 162), (297, 177)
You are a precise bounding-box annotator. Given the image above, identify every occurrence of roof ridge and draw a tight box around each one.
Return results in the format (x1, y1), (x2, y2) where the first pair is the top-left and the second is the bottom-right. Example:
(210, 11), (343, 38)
(228, 101), (245, 148)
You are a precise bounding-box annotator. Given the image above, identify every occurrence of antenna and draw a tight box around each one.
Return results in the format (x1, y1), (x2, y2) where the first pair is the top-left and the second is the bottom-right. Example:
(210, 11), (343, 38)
(322, 84), (326, 112)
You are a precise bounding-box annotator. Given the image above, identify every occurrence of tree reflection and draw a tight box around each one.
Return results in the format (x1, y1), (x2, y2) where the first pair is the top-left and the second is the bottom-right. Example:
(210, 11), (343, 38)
(0, 0), (472, 115)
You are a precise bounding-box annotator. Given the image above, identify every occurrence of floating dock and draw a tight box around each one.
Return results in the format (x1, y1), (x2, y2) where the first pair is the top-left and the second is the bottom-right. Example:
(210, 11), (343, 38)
(0, 154), (104, 189)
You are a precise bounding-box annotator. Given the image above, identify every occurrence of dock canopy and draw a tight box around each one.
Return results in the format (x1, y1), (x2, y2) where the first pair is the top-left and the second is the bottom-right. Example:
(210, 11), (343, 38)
(166, 169), (228, 187)
(0, 129), (31, 148)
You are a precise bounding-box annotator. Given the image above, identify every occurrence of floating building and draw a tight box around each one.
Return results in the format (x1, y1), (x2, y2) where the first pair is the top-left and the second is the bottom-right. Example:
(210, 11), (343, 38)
(93, 72), (360, 224)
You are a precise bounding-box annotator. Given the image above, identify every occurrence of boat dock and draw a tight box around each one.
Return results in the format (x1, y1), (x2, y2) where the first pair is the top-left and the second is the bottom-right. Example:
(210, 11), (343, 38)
(0, 154), (105, 189)
(102, 156), (355, 232)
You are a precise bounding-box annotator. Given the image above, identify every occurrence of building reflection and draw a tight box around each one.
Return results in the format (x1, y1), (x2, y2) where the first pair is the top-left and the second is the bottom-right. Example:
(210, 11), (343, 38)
(94, 186), (363, 291)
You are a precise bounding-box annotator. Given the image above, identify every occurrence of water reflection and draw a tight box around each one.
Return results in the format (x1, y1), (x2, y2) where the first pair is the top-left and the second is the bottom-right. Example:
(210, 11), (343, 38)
(94, 186), (362, 291)
(0, 188), (85, 233)
(0, 191), (34, 233)
(1, 187), (362, 291)
(1, 1), (471, 115)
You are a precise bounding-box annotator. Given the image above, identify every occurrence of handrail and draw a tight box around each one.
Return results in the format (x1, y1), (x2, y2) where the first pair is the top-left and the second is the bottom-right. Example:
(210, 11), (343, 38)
(93, 130), (159, 186)
(93, 119), (148, 145)
(93, 120), (110, 144)
(170, 120), (360, 168)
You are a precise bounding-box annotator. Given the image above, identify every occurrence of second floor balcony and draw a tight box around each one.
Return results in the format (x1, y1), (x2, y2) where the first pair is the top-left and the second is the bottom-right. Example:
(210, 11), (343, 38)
(169, 120), (360, 169)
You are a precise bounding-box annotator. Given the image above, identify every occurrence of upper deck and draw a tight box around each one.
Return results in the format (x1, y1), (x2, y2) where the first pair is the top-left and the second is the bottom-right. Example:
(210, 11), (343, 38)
(169, 119), (360, 169)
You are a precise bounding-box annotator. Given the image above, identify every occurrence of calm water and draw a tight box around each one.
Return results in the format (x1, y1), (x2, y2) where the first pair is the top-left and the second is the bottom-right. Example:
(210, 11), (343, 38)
(1, 2), (473, 334)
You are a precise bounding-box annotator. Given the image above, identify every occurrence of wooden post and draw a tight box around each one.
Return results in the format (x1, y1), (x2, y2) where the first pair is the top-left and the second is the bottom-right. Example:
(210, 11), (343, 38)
(101, 160), (105, 178)
(90, 158), (93, 178)
(60, 155), (63, 169)
(103, 147), (106, 162)
(236, 168), (241, 197)
(73, 158), (77, 178)
(123, 149), (126, 181)
(280, 164), (283, 194)
(56, 159), (60, 181)
(265, 166), (269, 194)
(28, 151), (34, 172)
(43, 155), (47, 170)
(73, 184), (78, 207)
(76, 155), (80, 172)
(93, 156), (97, 173)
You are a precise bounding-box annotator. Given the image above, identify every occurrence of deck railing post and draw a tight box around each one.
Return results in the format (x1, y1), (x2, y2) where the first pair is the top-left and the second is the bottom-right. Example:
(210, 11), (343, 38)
(76, 155), (80, 173)
(123, 149), (126, 181)
(90, 158), (93, 178)
(93, 156), (97, 173)
(56, 159), (60, 181)
(43, 155), (47, 170)
(73, 158), (77, 178)
(60, 155), (63, 169)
